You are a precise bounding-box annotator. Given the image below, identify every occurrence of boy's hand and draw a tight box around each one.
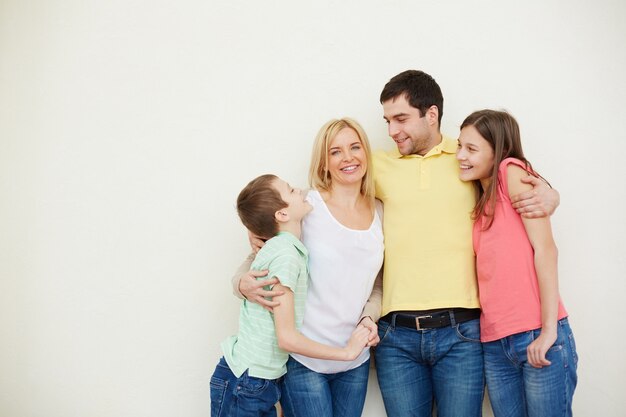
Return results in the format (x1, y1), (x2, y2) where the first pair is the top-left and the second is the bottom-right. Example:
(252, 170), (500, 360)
(344, 325), (370, 361)
(359, 316), (380, 347)
(527, 328), (557, 368)
(511, 176), (560, 218)
(238, 270), (284, 312)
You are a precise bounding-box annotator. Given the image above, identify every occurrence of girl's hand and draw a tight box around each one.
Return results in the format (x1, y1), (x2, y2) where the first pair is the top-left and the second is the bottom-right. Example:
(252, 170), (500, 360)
(344, 325), (370, 360)
(527, 328), (557, 368)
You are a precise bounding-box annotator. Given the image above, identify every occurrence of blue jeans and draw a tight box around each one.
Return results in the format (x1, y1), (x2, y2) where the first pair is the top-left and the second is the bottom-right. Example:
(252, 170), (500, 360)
(210, 357), (281, 417)
(374, 315), (484, 417)
(280, 357), (370, 417)
(483, 318), (578, 417)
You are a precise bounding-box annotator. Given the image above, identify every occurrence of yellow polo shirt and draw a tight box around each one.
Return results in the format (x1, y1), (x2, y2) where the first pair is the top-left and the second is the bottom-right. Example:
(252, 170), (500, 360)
(373, 137), (480, 316)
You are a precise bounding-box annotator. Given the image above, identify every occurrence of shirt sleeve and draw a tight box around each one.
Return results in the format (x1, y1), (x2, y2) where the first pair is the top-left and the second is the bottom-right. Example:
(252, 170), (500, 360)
(267, 248), (302, 292)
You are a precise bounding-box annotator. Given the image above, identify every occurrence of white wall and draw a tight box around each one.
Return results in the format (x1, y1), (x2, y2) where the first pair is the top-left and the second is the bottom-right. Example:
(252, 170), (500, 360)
(1, 1), (625, 416)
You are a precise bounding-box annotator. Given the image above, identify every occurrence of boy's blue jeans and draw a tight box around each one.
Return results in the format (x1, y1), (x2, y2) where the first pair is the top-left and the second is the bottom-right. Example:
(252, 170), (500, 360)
(483, 318), (578, 417)
(210, 357), (281, 417)
(374, 315), (484, 417)
(280, 356), (370, 417)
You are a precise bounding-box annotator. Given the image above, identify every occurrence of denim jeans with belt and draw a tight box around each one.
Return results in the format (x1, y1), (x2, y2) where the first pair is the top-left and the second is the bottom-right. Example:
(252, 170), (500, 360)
(210, 357), (281, 417)
(374, 313), (484, 417)
(483, 318), (578, 417)
(280, 356), (370, 417)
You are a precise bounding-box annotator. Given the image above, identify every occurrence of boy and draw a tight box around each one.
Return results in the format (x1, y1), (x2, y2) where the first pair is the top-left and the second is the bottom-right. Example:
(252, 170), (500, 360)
(210, 174), (369, 417)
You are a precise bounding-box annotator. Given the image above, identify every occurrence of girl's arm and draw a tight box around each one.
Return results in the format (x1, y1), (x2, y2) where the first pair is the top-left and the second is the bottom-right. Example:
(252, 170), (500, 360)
(508, 165), (560, 368)
(272, 283), (370, 361)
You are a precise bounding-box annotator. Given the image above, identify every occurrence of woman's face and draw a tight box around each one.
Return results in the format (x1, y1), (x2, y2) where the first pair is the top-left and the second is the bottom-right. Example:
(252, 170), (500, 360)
(456, 125), (495, 188)
(326, 127), (368, 187)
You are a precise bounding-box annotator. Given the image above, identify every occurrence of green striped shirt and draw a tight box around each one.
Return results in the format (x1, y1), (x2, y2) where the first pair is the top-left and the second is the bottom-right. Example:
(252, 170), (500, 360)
(222, 232), (309, 379)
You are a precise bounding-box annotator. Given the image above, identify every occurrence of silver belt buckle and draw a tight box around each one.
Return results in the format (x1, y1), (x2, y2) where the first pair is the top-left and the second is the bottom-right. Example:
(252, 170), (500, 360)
(415, 315), (432, 330)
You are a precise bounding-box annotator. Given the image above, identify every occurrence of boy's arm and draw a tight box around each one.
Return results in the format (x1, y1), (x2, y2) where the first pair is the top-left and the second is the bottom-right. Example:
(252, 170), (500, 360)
(511, 176), (560, 218)
(231, 253), (283, 311)
(272, 283), (369, 361)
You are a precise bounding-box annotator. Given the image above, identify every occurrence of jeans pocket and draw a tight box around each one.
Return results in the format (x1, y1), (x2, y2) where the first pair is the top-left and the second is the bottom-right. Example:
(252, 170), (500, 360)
(454, 319), (481, 343)
(567, 330), (578, 366)
(377, 320), (392, 345)
(240, 372), (270, 395)
(210, 374), (229, 417)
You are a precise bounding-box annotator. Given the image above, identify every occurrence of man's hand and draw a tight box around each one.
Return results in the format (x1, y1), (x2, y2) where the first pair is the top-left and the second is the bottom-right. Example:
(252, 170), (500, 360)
(359, 316), (380, 347)
(238, 270), (284, 312)
(511, 176), (560, 219)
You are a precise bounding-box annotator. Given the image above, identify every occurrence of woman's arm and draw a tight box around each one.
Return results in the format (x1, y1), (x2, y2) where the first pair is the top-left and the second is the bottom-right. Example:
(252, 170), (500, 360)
(508, 165), (560, 368)
(273, 283), (370, 361)
(230, 252), (283, 311)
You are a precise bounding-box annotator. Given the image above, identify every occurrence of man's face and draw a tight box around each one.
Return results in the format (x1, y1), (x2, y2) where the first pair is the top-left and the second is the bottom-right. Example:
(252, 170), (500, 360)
(382, 95), (438, 156)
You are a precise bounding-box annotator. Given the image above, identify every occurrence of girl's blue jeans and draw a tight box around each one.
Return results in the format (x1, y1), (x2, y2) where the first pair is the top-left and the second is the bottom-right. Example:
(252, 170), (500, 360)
(483, 318), (578, 417)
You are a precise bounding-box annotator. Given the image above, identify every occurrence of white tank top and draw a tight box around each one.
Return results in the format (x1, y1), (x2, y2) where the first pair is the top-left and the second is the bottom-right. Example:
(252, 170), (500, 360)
(291, 190), (384, 373)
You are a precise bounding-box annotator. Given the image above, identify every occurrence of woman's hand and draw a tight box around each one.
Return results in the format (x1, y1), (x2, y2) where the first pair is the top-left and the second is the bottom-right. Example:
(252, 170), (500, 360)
(511, 176), (560, 218)
(238, 270), (284, 312)
(344, 325), (370, 361)
(527, 328), (557, 368)
(359, 316), (380, 347)
(248, 230), (266, 253)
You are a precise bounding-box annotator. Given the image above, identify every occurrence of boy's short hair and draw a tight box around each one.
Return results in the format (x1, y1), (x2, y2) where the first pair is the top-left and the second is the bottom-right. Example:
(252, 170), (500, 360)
(237, 174), (288, 239)
(380, 70), (444, 126)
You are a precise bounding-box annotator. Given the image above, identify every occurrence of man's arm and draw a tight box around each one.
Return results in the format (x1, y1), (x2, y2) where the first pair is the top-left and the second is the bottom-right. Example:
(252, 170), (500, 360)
(359, 267), (383, 347)
(511, 176), (560, 218)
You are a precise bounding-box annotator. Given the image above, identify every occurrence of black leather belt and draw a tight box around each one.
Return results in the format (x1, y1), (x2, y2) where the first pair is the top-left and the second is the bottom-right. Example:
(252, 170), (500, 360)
(380, 308), (481, 330)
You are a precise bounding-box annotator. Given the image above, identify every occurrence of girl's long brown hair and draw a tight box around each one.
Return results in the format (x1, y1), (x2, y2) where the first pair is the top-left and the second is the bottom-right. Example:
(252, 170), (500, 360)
(461, 110), (547, 229)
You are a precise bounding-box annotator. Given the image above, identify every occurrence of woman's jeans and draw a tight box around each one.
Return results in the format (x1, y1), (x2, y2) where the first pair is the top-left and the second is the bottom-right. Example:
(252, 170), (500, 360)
(483, 318), (578, 417)
(210, 357), (281, 417)
(280, 356), (370, 417)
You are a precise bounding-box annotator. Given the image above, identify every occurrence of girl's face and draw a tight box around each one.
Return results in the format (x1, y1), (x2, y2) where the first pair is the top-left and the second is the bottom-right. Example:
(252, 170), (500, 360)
(457, 125), (495, 189)
(326, 127), (367, 187)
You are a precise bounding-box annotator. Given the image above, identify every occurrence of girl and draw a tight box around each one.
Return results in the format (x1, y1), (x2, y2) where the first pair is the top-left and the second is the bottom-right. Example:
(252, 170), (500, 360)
(456, 110), (578, 417)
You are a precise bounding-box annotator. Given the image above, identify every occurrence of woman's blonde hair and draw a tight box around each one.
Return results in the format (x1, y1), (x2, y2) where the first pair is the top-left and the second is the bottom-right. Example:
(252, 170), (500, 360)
(308, 118), (375, 201)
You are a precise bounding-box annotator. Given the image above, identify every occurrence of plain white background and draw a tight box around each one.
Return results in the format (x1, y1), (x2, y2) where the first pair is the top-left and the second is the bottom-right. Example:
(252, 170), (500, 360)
(1, 1), (625, 416)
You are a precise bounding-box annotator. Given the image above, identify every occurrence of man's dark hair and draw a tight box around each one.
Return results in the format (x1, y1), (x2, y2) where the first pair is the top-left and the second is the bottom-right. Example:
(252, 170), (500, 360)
(236, 174), (287, 239)
(380, 70), (444, 125)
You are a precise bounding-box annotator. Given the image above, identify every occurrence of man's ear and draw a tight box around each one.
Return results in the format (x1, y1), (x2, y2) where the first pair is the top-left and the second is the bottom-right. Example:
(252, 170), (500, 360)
(426, 105), (439, 126)
(275, 209), (290, 223)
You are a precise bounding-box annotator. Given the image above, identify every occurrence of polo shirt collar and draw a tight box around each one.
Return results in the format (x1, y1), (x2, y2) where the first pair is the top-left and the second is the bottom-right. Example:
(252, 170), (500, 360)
(390, 135), (458, 159)
(276, 231), (308, 258)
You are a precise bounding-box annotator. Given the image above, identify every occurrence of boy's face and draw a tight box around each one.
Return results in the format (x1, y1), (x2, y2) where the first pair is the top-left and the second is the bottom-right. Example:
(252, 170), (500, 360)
(273, 178), (312, 221)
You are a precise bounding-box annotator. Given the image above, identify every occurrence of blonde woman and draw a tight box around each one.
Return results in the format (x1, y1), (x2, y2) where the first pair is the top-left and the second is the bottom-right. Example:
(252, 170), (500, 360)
(232, 118), (384, 417)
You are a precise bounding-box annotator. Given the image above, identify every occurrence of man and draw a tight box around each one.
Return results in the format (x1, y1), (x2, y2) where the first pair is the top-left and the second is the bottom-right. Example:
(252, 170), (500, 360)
(370, 70), (558, 417)
(234, 70), (558, 416)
